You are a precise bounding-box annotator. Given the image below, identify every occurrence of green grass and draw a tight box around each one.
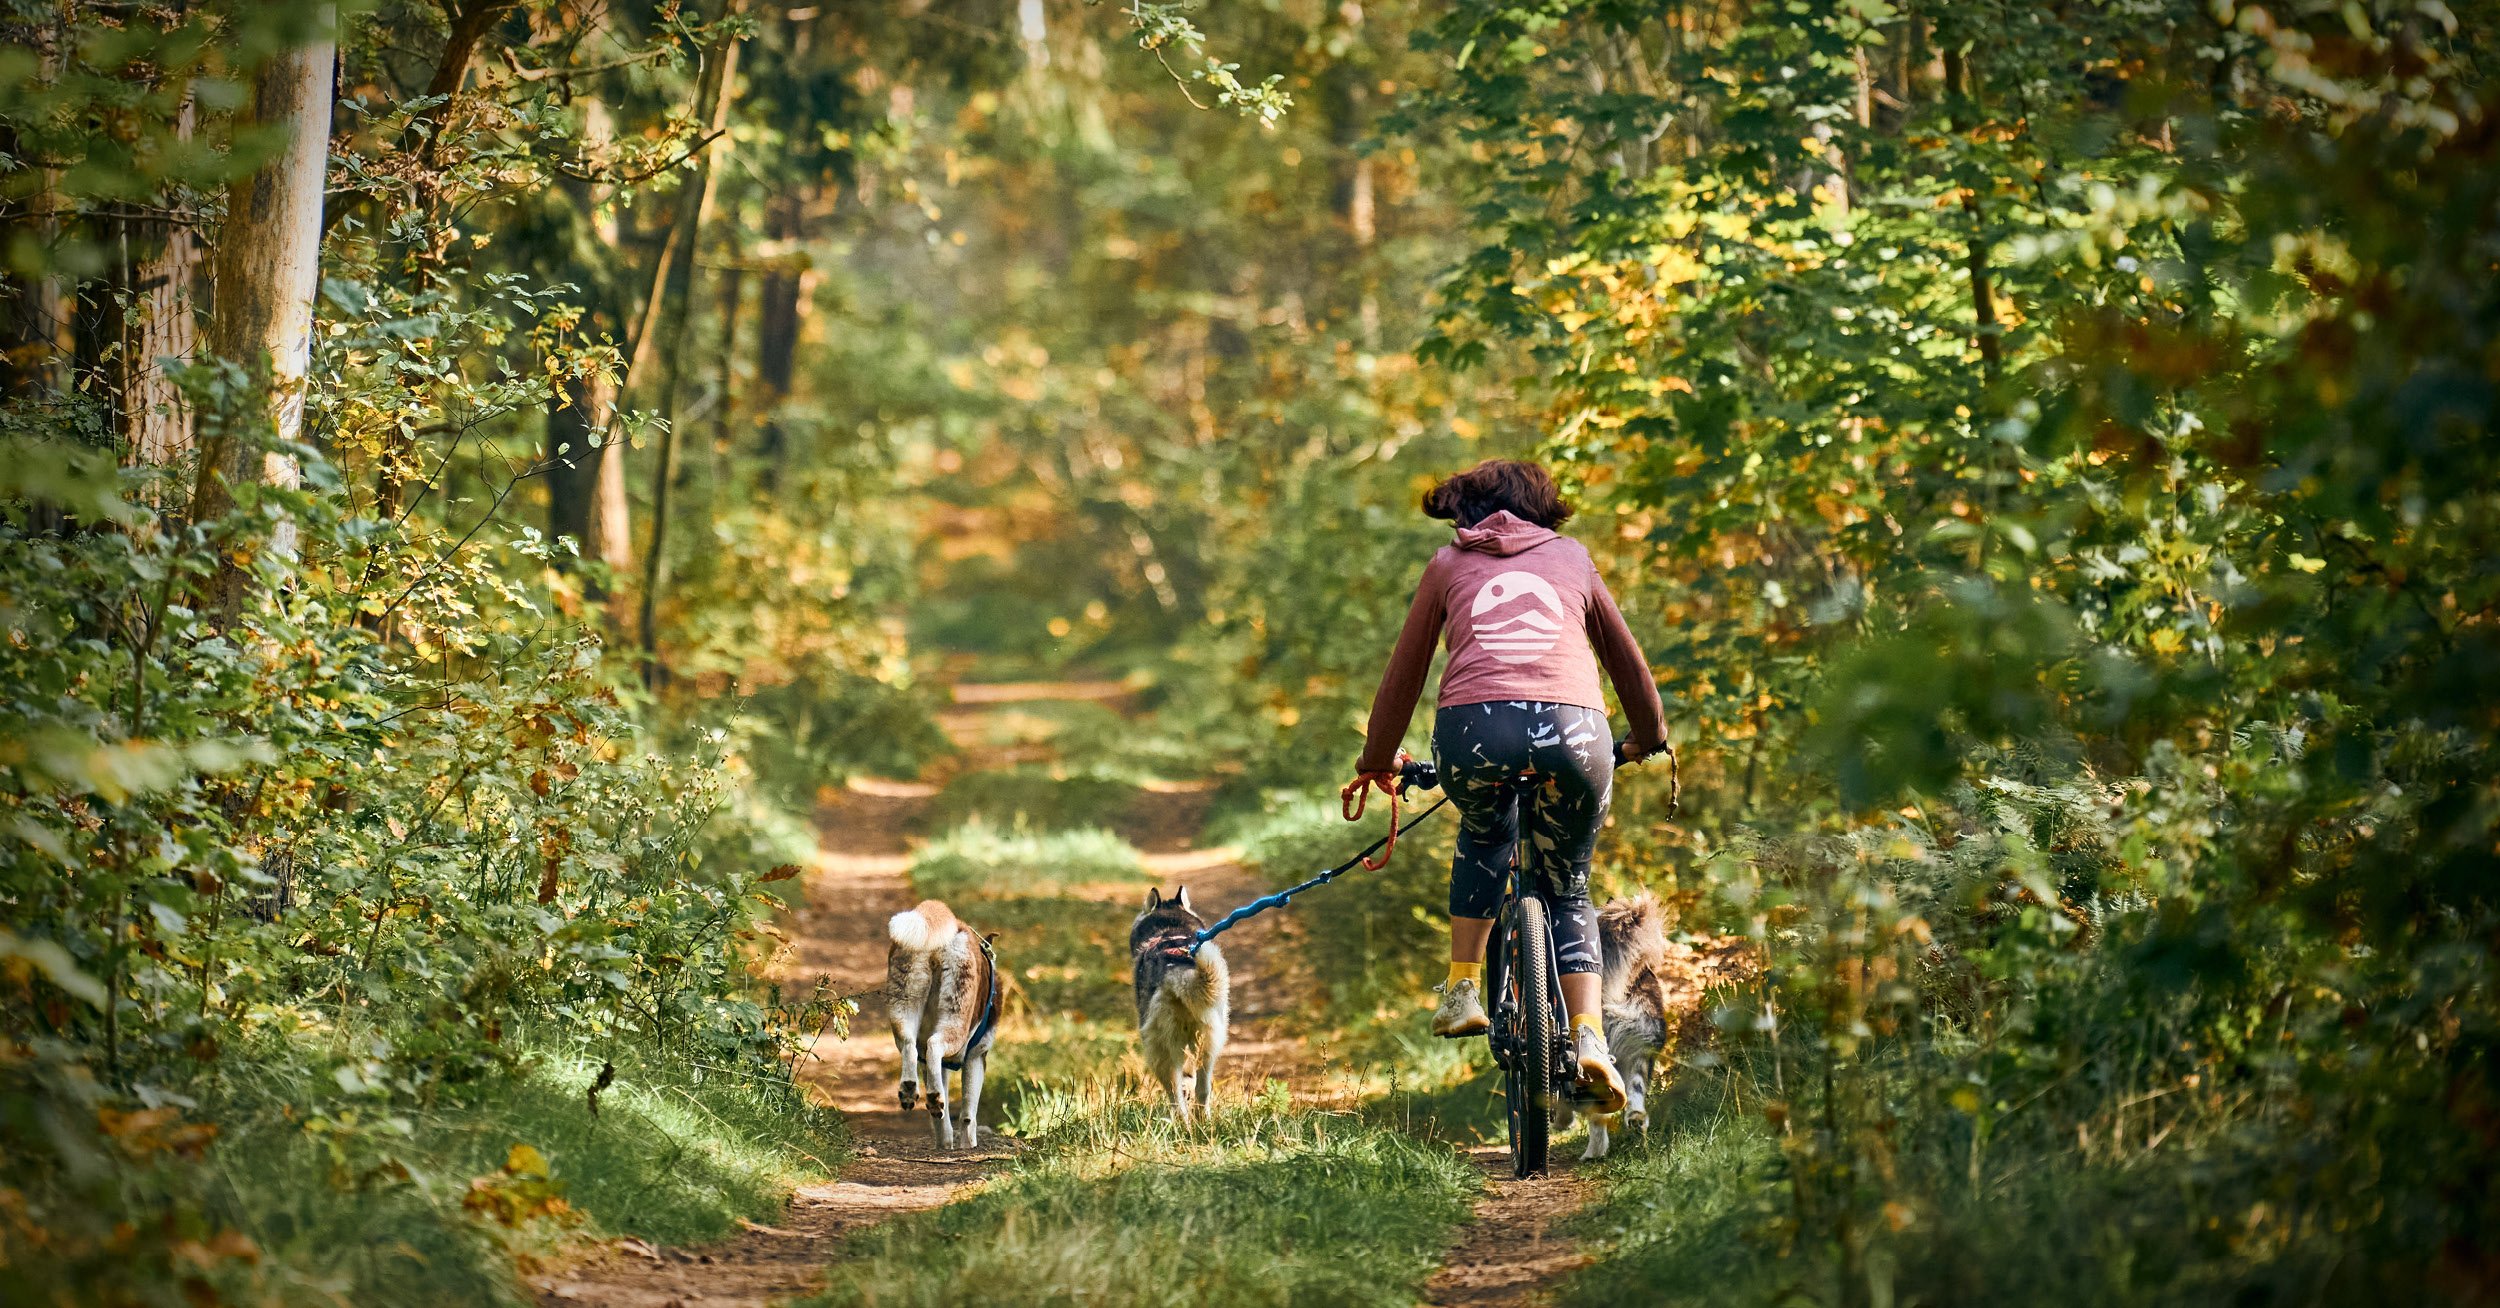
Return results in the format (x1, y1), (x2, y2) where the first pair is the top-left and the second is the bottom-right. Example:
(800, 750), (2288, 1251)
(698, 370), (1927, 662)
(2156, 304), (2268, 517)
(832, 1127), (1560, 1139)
(807, 1088), (1476, 1308)
(908, 820), (1146, 902)
(183, 1039), (847, 1307)
(1557, 1074), (1787, 1308)
(1024, 699), (1201, 780)
(929, 767), (1150, 833)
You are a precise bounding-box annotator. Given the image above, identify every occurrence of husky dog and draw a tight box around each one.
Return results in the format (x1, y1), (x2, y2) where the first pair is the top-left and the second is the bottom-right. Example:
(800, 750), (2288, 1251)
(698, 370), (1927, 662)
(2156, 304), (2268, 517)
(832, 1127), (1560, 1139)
(886, 898), (999, 1150)
(1130, 886), (1229, 1123)
(1559, 892), (1675, 1160)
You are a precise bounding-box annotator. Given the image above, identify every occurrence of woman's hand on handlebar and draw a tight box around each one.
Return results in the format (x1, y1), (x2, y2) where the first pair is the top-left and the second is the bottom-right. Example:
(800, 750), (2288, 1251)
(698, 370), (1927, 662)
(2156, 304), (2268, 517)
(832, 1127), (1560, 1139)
(1613, 737), (1671, 767)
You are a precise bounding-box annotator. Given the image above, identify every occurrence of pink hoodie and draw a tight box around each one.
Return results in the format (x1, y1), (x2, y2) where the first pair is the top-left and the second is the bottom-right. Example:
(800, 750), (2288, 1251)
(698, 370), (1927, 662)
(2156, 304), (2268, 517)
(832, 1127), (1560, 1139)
(1356, 511), (1669, 773)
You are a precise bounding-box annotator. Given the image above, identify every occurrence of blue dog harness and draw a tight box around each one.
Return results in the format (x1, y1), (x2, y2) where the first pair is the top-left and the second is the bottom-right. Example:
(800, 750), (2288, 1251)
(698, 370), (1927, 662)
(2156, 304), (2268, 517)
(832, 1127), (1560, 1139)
(942, 934), (1000, 1071)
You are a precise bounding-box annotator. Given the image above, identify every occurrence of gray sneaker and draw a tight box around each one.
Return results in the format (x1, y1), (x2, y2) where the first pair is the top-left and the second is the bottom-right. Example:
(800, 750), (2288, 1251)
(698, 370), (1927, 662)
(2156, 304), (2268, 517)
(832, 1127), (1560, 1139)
(1431, 978), (1490, 1037)
(1574, 1025), (1628, 1112)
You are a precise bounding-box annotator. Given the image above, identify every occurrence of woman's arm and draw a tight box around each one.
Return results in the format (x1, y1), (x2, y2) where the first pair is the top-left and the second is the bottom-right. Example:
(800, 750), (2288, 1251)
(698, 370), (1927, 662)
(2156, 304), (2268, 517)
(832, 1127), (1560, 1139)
(1355, 555), (1449, 774)
(1587, 564), (1670, 753)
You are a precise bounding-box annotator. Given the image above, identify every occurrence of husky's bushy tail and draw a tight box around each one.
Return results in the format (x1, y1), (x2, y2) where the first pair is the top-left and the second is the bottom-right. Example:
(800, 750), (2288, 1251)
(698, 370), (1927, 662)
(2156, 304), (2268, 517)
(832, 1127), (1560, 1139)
(1597, 891), (1670, 1006)
(888, 899), (961, 953)
(886, 898), (993, 1150)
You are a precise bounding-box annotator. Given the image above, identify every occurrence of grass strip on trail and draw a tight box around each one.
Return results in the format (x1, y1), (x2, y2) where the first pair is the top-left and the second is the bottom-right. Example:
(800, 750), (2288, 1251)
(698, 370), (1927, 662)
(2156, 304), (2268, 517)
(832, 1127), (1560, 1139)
(909, 821), (1147, 901)
(807, 1089), (1473, 1308)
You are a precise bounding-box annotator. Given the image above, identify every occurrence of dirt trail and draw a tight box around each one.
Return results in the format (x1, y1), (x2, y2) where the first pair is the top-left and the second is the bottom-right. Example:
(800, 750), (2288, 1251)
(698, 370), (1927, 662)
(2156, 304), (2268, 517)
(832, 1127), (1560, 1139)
(537, 777), (1011, 1308)
(1422, 1148), (1596, 1308)
(537, 684), (1315, 1306)
(1418, 928), (1755, 1307)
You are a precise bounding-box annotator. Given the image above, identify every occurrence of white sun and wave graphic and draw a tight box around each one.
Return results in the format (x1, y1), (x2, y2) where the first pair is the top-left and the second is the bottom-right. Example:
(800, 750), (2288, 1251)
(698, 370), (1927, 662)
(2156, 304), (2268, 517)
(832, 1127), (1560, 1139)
(1468, 570), (1570, 665)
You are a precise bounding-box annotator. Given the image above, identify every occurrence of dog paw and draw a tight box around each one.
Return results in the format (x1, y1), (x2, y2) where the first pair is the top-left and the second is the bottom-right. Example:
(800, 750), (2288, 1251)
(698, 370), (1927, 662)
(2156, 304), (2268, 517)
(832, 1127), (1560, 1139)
(1625, 1107), (1648, 1133)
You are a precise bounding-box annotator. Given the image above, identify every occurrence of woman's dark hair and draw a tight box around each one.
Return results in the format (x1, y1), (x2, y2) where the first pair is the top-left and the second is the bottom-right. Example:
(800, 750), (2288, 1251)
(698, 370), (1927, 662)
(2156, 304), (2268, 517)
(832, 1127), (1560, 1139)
(1420, 459), (1574, 530)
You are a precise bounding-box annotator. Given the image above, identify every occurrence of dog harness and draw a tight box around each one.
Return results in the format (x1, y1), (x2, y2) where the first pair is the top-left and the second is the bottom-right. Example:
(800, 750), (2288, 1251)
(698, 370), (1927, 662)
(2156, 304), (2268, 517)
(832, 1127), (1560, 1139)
(942, 934), (1000, 1072)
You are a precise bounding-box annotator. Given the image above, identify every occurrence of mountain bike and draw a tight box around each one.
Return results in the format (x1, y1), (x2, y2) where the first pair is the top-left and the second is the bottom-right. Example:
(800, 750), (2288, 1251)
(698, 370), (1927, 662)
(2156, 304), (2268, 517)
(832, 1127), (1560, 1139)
(1398, 740), (1666, 1179)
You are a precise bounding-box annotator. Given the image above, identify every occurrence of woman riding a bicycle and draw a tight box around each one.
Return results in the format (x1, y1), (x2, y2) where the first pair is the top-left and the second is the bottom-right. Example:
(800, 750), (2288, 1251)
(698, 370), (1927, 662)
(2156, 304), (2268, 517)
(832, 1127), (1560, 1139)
(1343, 458), (1668, 1112)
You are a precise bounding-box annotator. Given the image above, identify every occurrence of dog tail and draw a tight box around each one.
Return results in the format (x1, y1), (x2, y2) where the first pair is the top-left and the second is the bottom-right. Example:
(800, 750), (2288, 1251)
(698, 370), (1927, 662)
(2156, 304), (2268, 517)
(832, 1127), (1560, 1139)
(888, 899), (961, 954)
(1599, 892), (1670, 1002)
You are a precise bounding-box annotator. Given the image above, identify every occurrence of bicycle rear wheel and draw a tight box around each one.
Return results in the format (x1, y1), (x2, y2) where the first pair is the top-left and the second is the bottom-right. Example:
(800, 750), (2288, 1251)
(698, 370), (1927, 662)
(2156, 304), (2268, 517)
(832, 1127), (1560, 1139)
(1503, 895), (1555, 1179)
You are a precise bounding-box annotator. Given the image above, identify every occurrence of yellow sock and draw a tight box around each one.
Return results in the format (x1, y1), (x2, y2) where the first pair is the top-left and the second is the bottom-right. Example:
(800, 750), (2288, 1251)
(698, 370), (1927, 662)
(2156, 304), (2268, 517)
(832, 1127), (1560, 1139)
(1446, 961), (1484, 987)
(1572, 1012), (1605, 1039)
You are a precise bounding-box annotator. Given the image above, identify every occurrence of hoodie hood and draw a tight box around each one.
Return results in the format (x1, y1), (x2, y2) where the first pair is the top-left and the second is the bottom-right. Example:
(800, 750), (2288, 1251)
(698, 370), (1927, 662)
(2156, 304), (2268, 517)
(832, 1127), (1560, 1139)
(1454, 510), (1560, 557)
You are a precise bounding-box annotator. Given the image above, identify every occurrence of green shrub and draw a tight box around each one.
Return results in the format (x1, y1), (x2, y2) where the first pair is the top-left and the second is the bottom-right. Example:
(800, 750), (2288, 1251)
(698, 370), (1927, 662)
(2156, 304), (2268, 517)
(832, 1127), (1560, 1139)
(0, 446), (840, 1304)
(733, 670), (954, 802)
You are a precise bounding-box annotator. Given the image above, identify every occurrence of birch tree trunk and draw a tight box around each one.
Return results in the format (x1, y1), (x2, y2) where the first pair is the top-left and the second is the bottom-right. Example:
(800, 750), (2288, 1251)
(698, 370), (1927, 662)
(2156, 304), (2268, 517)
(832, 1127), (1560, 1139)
(190, 24), (335, 625)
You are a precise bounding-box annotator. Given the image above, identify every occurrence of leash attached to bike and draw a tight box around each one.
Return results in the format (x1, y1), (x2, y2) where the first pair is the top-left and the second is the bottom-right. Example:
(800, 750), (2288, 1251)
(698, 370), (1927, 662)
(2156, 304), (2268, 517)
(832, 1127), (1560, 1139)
(1186, 738), (1676, 956)
(1189, 766), (1450, 956)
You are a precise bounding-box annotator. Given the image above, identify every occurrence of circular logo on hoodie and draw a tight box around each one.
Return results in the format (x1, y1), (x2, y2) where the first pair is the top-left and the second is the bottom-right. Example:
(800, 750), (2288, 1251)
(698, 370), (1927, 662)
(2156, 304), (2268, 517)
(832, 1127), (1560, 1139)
(1469, 571), (1566, 665)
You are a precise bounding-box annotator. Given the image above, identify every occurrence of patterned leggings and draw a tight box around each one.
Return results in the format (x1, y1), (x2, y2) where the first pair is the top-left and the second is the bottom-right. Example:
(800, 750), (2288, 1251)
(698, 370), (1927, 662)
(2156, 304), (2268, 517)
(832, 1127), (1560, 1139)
(1432, 701), (1613, 976)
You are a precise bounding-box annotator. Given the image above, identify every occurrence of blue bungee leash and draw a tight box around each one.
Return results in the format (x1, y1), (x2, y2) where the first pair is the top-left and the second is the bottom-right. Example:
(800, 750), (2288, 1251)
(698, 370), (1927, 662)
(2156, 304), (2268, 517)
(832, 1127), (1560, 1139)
(1190, 786), (1450, 956)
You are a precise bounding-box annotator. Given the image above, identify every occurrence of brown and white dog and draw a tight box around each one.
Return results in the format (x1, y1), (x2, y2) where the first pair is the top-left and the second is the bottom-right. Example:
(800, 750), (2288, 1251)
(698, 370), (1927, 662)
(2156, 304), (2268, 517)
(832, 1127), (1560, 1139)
(1130, 887), (1229, 1124)
(1559, 892), (1674, 1160)
(886, 898), (998, 1150)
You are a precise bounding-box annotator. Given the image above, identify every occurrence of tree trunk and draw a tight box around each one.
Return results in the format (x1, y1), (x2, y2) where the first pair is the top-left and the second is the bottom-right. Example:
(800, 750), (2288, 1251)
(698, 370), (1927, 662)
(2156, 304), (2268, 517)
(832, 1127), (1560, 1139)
(547, 91), (630, 582)
(635, 8), (743, 688)
(117, 216), (202, 475)
(750, 190), (806, 484)
(545, 368), (611, 574)
(707, 258), (743, 492)
(1942, 46), (2000, 389)
(190, 23), (336, 626)
(2, 9), (72, 400)
(120, 97), (201, 479)
(590, 403), (632, 568)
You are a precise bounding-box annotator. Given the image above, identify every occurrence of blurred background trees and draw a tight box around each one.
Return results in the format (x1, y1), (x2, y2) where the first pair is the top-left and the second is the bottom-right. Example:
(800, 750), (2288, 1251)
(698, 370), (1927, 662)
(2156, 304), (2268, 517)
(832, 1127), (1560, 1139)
(4, 0), (2496, 1302)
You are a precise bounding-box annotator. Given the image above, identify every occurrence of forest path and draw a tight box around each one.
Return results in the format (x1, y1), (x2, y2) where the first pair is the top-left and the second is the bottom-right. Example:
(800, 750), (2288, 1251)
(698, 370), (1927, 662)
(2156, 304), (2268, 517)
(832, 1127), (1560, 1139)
(536, 777), (1004, 1308)
(1423, 1148), (1596, 1308)
(1417, 930), (1758, 1307)
(537, 675), (1315, 1306)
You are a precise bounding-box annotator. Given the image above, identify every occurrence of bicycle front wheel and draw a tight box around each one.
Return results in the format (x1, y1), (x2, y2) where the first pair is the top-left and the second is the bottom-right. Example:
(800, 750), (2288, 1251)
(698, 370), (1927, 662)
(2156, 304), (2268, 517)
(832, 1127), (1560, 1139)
(1503, 894), (1554, 1179)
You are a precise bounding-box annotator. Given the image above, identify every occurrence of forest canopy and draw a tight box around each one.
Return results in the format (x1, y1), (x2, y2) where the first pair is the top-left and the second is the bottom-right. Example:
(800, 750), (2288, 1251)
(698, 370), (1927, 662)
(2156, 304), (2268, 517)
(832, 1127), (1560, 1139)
(3, 0), (2496, 1303)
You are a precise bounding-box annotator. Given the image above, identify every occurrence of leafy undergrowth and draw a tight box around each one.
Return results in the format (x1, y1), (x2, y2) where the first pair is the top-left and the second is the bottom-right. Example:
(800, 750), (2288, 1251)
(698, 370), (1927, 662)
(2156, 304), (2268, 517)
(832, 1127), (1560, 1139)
(908, 821), (1146, 902)
(8, 1039), (846, 1308)
(808, 1087), (1473, 1308)
(1562, 1065), (2385, 1308)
